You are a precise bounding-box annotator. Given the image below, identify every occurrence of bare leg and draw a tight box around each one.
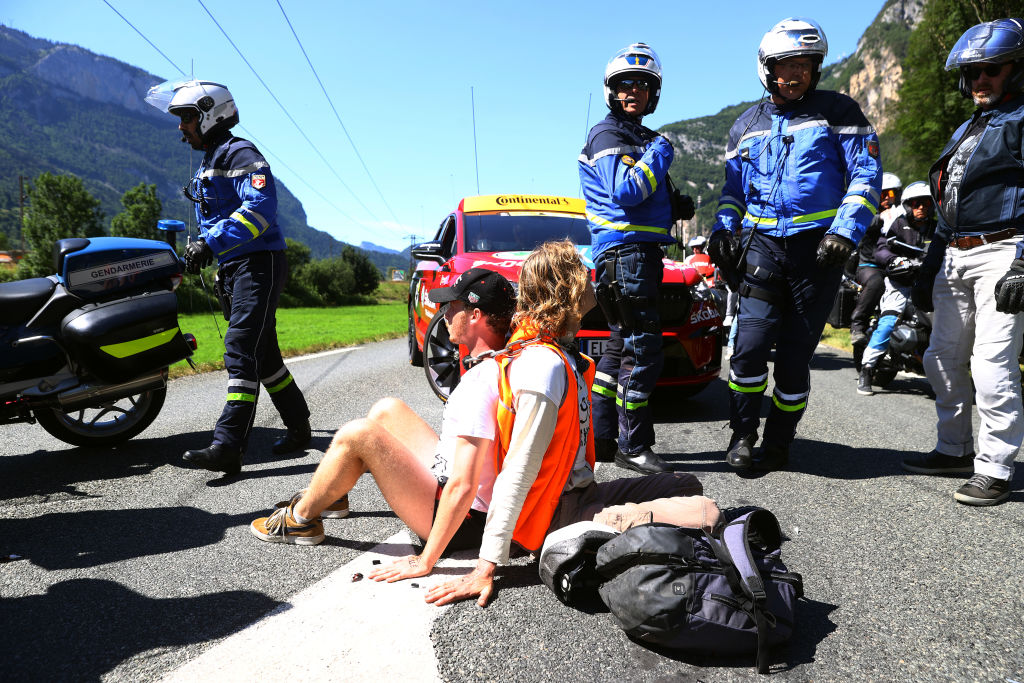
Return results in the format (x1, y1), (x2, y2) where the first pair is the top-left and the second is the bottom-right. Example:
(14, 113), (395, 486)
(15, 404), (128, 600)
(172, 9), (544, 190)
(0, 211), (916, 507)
(366, 397), (439, 466)
(294, 400), (440, 537)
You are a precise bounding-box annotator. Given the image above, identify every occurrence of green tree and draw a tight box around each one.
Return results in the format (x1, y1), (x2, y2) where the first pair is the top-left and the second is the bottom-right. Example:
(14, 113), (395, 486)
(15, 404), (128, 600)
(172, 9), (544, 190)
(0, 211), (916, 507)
(341, 245), (379, 296)
(285, 237), (312, 269)
(110, 183), (162, 240)
(299, 257), (356, 306)
(20, 172), (104, 278)
(894, 0), (1024, 179)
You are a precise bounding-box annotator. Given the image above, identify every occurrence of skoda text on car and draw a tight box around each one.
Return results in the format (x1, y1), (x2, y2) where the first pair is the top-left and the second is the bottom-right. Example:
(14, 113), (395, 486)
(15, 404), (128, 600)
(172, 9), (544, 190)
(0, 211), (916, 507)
(407, 194), (722, 400)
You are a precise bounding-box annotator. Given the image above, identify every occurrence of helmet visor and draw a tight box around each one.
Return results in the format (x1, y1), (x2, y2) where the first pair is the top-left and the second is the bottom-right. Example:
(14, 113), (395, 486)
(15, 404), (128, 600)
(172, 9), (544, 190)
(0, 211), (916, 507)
(144, 79), (197, 113)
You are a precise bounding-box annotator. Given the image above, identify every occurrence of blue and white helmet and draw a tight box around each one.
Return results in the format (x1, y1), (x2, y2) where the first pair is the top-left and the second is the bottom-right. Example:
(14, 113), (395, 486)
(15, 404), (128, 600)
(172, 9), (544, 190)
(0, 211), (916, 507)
(145, 79), (239, 142)
(946, 18), (1024, 98)
(604, 43), (663, 115)
(757, 18), (829, 96)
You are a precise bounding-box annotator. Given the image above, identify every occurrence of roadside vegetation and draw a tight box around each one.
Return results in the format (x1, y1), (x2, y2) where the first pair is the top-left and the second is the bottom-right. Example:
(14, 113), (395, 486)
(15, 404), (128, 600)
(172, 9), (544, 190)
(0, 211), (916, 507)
(170, 281), (408, 378)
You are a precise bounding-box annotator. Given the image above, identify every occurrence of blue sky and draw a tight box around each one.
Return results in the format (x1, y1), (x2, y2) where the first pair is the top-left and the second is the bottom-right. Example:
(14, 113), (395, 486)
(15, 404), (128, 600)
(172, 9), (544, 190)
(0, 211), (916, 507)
(1, 1), (886, 250)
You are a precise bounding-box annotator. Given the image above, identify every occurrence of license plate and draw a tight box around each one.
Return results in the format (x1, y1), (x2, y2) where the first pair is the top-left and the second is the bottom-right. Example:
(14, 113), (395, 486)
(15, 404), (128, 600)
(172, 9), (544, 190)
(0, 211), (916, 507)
(579, 338), (607, 358)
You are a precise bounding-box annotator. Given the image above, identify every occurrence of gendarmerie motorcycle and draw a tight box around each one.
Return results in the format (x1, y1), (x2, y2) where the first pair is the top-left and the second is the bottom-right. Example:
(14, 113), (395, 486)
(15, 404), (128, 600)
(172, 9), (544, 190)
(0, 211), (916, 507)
(0, 236), (195, 446)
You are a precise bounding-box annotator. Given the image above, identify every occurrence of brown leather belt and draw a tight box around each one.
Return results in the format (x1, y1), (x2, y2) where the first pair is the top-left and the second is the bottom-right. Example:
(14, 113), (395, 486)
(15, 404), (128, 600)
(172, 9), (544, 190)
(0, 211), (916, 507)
(949, 227), (1019, 249)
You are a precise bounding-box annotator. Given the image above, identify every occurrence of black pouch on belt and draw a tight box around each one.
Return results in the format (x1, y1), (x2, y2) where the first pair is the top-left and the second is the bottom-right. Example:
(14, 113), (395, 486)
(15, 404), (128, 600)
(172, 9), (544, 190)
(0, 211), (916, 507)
(213, 269), (232, 321)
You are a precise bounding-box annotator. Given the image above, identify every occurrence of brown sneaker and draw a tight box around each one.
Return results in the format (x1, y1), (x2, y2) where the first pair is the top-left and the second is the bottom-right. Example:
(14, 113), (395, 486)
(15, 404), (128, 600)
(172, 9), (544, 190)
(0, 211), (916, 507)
(274, 489), (349, 519)
(252, 492), (325, 545)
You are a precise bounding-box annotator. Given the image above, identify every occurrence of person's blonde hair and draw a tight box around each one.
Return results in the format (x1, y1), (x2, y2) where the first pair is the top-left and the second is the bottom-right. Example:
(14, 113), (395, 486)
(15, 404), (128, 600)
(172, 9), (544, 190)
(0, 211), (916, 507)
(514, 239), (590, 337)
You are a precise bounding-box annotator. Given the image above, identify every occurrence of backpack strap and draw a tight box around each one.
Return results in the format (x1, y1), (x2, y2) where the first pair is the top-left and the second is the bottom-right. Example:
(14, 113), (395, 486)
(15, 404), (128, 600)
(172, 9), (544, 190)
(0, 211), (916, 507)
(711, 509), (784, 675)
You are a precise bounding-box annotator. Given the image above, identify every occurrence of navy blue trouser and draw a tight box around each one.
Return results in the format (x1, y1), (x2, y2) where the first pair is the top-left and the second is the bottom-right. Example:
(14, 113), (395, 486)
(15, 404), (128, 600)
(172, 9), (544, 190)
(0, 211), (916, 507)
(213, 250), (310, 451)
(592, 243), (664, 455)
(729, 230), (841, 447)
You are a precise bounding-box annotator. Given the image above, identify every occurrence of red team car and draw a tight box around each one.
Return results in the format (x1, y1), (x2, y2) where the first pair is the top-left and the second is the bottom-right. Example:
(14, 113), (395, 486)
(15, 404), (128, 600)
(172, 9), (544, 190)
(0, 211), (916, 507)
(408, 194), (722, 400)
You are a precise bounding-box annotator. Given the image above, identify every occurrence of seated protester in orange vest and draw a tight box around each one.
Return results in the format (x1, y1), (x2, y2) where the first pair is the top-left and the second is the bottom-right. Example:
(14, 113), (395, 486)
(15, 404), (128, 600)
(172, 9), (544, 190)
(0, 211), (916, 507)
(250, 269), (515, 583)
(426, 240), (720, 608)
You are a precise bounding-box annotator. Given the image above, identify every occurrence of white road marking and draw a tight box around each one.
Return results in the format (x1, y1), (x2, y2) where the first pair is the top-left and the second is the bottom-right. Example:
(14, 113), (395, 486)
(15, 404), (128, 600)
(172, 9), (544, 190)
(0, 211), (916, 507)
(160, 531), (476, 683)
(288, 346), (364, 363)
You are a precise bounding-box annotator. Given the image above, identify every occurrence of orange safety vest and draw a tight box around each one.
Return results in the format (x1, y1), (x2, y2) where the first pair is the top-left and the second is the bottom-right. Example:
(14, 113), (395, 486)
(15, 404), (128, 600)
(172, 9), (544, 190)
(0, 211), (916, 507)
(684, 252), (716, 280)
(494, 323), (596, 552)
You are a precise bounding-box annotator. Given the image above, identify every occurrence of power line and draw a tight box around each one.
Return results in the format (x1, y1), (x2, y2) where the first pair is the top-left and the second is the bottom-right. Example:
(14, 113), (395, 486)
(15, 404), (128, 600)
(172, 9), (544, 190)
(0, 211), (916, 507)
(100, 0), (185, 77)
(274, 0), (402, 227)
(196, 0), (393, 232)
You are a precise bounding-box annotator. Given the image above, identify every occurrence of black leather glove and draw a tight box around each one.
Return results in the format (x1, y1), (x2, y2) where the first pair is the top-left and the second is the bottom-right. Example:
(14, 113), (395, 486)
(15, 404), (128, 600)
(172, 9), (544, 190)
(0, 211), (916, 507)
(911, 267), (937, 313)
(676, 193), (695, 221)
(184, 238), (213, 274)
(816, 234), (855, 269)
(707, 230), (737, 271)
(995, 258), (1024, 313)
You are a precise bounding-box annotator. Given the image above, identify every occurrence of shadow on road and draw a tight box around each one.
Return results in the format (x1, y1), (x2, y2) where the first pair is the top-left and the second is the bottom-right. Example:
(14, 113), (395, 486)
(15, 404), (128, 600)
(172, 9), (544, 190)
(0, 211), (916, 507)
(0, 577), (281, 681)
(0, 507), (261, 570)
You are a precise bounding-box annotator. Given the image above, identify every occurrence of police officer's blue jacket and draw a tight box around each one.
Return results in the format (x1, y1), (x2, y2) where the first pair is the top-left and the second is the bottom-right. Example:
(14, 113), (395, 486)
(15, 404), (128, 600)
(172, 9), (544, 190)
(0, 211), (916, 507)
(192, 133), (286, 263)
(579, 110), (675, 259)
(712, 90), (882, 245)
(928, 93), (1024, 255)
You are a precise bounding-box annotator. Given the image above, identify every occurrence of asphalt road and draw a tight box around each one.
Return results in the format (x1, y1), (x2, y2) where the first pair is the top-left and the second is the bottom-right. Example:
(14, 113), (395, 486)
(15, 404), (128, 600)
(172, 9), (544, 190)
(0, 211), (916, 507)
(2, 339), (1022, 682)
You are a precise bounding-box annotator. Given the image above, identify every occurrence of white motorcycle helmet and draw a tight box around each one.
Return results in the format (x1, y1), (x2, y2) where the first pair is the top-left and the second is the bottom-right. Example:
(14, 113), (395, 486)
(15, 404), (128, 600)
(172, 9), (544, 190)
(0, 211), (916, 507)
(604, 43), (663, 115)
(757, 18), (828, 97)
(900, 181), (933, 215)
(688, 235), (707, 249)
(145, 79), (239, 142)
(882, 172), (902, 193)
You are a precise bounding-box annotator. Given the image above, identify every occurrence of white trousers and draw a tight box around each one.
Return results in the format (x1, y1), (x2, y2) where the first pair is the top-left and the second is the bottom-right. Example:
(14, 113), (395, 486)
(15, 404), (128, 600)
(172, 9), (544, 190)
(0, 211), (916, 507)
(924, 238), (1024, 479)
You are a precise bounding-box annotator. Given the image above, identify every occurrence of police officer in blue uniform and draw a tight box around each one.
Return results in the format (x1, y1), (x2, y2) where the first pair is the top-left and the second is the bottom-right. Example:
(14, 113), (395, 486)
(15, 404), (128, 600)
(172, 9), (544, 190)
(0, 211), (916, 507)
(145, 80), (311, 475)
(707, 18), (882, 472)
(579, 43), (692, 475)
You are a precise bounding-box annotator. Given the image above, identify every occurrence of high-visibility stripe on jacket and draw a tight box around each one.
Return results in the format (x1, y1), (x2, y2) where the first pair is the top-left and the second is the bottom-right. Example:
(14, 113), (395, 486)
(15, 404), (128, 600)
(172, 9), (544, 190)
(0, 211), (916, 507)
(495, 325), (596, 552)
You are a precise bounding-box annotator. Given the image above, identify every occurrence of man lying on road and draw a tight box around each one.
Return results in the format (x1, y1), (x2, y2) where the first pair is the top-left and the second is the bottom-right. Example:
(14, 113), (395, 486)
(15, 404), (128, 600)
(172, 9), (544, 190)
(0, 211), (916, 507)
(250, 268), (515, 581)
(425, 240), (720, 607)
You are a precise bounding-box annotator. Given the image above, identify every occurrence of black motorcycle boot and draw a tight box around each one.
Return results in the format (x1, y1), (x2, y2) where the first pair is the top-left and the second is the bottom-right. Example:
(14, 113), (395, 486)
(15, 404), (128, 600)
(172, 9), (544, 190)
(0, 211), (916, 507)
(272, 419), (312, 455)
(726, 432), (758, 469)
(594, 437), (618, 463)
(615, 448), (671, 474)
(857, 366), (874, 396)
(750, 442), (789, 472)
(183, 443), (243, 475)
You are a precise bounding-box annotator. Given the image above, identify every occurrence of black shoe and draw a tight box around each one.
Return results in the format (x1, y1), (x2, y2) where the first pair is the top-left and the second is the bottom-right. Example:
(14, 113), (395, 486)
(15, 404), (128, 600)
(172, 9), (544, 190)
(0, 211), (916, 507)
(954, 473), (1010, 506)
(749, 443), (789, 472)
(901, 450), (975, 475)
(183, 444), (243, 475)
(272, 420), (312, 455)
(726, 432), (757, 469)
(594, 438), (618, 463)
(614, 448), (671, 474)
(857, 367), (874, 396)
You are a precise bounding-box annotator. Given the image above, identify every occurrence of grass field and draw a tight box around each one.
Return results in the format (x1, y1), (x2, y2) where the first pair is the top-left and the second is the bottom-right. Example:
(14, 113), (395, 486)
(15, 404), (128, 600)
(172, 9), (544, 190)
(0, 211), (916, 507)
(820, 324), (852, 352)
(170, 281), (408, 378)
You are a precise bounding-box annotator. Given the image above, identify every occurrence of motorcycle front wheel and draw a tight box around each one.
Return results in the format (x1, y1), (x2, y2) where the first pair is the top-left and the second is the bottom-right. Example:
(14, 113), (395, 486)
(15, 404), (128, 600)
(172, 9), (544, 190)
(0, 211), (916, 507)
(34, 387), (167, 447)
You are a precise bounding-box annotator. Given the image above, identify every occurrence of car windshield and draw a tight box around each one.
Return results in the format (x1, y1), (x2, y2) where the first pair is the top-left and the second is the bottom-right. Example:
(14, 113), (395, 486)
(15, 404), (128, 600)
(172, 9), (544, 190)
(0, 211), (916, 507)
(463, 213), (591, 252)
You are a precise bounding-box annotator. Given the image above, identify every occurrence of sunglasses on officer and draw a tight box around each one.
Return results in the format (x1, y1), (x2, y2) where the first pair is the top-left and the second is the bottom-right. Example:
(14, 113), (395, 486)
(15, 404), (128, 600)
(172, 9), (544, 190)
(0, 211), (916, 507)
(177, 109), (199, 124)
(964, 63), (1005, 81)
(907, 198), (931, 209)
(616, 79), (650, 92)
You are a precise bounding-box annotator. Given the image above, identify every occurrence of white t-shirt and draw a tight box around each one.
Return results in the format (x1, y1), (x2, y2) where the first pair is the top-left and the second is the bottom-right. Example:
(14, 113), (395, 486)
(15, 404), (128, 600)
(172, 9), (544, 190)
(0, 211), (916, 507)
(507, 345), (593, 491)
(430, 358), (499, 512)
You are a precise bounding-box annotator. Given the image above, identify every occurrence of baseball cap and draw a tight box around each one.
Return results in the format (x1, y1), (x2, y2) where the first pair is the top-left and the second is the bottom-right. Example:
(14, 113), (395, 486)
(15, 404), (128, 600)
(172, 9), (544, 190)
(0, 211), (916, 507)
(429, 267), (516, 317)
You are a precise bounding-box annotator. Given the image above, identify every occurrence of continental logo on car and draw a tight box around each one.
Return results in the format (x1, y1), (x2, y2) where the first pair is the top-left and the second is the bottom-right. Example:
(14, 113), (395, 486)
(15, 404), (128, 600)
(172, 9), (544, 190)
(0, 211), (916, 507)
(461, 195), (586, 214)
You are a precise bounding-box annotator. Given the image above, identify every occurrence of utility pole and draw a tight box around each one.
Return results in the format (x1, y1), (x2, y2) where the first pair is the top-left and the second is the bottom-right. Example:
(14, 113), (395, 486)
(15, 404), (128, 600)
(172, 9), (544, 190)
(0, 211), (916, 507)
(19, 175), (25, 252)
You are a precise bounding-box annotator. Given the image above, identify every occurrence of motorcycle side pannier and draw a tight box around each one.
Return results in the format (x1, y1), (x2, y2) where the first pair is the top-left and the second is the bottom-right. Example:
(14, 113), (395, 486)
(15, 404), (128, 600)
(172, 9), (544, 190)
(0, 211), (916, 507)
(62, 291), (192, 383)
